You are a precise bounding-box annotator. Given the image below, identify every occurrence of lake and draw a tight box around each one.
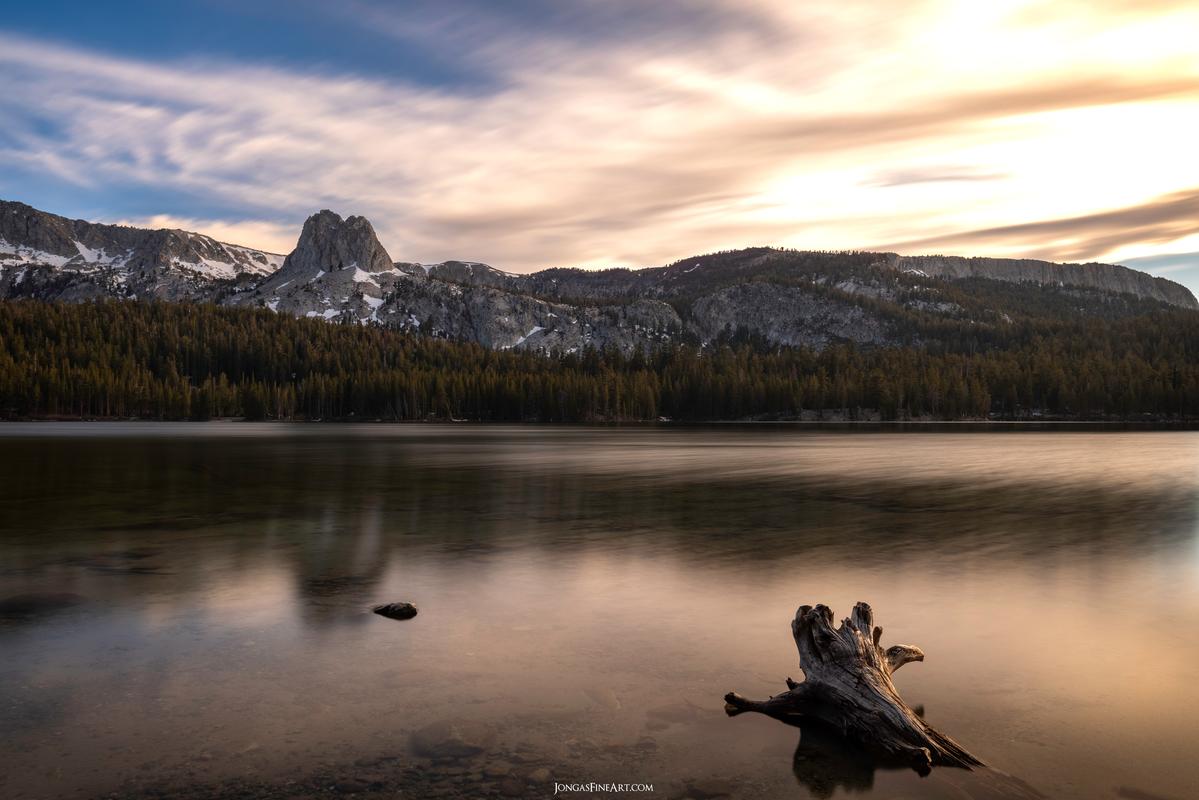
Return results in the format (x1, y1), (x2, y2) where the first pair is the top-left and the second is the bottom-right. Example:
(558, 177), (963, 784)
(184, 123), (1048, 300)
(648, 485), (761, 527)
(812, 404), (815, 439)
(1, 424), (1197, 800)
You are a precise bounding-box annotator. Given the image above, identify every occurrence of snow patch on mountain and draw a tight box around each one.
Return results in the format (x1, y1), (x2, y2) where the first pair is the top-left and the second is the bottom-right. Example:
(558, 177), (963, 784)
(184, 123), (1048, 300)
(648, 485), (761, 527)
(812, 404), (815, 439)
(0, 239), (74, 268)
(509, 325), (546, 347)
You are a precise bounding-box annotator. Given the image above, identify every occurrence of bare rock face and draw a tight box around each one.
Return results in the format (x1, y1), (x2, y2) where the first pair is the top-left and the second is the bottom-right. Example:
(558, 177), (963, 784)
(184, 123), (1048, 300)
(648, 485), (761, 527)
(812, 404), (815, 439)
(277, 209), (394, 279)
(0, 201), (81, 261)
(0, 200), (281, 302)
(889, 254), (1198, 310)
(242, 209), (404, 320)
(688, 283), (892, 349)
(410, 260), (518, 290)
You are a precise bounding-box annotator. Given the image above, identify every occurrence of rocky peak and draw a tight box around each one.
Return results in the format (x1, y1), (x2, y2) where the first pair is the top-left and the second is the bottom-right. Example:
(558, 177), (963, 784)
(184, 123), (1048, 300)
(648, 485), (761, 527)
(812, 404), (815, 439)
(0, 200), (82, 261)
(279, 210), (394, 279)
(0, 200), (281, 301)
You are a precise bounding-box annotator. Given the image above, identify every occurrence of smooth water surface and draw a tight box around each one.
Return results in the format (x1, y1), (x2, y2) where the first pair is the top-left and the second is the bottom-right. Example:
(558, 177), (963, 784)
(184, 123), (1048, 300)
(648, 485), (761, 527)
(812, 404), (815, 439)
(1, 425), (1197, 799)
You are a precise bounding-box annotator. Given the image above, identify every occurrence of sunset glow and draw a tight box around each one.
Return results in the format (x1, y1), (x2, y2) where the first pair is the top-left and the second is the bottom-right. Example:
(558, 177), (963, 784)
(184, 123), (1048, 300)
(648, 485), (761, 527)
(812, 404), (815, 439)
(1, 1), (1196, 284)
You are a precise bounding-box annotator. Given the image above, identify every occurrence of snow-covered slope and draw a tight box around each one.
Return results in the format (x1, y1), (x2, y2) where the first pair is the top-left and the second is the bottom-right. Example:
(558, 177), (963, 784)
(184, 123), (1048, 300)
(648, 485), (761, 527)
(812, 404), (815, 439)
(0, 200), (283, 301)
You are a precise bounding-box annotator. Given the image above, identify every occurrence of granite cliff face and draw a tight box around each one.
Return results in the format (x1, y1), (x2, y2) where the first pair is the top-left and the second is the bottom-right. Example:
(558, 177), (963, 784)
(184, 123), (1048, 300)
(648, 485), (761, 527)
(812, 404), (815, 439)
(239, 210), (401, 321)
(271, 210), (394, 279)
(0, 200), (280, 302)
(3, 200), (1196, 353)
(888, 254), (1195, 309)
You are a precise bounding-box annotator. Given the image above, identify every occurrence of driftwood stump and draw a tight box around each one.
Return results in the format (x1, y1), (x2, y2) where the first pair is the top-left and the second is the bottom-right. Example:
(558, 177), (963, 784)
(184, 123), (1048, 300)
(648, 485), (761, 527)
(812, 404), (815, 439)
(724, 602), (982, 773)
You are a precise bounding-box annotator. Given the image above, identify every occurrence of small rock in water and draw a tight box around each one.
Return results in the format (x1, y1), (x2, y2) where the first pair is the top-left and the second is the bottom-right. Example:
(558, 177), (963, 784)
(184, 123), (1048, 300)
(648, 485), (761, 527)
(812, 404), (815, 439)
(410, 720), (496, 759)
(527, 768), (552, 785)
(373, 602), (418, 620)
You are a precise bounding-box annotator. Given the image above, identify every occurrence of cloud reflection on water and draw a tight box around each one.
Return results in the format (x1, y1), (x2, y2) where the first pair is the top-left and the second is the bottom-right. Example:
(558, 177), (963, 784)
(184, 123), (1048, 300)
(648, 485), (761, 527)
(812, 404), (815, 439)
(0, 425), (1197, 799)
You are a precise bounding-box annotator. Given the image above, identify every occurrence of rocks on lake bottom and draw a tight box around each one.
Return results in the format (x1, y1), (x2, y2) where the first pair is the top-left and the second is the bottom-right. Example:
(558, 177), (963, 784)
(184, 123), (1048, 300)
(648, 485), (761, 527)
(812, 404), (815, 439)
(410, 720), (496, 759)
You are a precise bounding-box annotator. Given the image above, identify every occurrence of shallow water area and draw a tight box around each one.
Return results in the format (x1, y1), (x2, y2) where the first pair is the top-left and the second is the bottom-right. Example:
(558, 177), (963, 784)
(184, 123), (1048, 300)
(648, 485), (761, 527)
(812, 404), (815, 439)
(1, 424), (1197, 800)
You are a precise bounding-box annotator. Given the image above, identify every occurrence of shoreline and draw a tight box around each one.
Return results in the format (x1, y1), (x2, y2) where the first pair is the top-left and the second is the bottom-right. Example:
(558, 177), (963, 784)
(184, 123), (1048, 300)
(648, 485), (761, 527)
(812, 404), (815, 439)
(1, 417), (1197, 430)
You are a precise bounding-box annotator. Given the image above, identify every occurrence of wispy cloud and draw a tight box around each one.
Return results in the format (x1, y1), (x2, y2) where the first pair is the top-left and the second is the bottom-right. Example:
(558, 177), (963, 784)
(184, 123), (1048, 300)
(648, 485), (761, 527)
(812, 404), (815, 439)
(0, 0), (1197, 272)
(867, 167), (1007, 188)
(882, 188), (1199, 262)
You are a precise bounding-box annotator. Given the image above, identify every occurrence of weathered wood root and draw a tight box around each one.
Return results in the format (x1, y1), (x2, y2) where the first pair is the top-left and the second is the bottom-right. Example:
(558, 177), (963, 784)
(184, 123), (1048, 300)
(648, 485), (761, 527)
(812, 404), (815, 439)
(724, 602), (983, 773)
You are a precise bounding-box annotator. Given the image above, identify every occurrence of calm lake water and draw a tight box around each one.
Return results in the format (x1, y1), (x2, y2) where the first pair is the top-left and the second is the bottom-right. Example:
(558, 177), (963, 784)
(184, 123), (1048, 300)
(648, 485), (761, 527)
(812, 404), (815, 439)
(1, 424), (1197, 800)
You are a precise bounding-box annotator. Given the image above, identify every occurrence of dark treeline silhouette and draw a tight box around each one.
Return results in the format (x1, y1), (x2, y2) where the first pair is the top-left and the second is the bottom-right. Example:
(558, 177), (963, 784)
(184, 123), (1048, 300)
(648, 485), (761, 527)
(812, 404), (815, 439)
(0, 300), (1196, 421)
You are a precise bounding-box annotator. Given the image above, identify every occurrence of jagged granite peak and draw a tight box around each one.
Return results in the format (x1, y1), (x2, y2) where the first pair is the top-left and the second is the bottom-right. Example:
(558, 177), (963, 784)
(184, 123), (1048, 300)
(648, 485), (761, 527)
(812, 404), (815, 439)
(274, 209), (394, 281)
(245, 209), (405, 322)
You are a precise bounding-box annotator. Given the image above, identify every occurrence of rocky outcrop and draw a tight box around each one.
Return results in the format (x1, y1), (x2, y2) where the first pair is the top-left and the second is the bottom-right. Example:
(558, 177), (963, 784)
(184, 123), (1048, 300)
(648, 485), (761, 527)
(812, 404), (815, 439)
(267, 209), (393, 280)
(688, 283), (893, 349)
(240, 209), (404, 321)
(403, 260), (517, 290)
(888, 254), (1197, 309)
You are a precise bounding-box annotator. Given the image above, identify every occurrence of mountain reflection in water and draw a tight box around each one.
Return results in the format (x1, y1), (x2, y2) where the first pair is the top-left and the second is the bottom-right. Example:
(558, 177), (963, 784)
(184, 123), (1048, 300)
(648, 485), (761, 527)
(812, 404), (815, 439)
(0, 425), (1197, 800)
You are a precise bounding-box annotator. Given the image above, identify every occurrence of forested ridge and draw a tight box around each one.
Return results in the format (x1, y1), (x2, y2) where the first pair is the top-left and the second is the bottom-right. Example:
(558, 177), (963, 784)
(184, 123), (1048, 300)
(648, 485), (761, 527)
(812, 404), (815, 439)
(0, 299), (1196, 421)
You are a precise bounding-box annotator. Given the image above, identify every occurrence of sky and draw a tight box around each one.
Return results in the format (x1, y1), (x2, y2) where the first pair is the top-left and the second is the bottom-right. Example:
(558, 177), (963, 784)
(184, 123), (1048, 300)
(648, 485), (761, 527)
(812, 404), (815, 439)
(1, 0), (1197, 290)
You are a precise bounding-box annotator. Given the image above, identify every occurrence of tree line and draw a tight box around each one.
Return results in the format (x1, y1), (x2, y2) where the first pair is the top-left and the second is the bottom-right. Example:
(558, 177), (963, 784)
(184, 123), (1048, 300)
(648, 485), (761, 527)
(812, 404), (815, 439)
(0, 299), (1196, 421)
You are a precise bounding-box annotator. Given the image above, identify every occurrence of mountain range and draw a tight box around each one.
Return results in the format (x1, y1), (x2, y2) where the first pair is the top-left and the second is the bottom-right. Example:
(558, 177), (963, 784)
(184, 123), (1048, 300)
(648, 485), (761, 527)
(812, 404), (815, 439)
(2, 199), (1194, 353)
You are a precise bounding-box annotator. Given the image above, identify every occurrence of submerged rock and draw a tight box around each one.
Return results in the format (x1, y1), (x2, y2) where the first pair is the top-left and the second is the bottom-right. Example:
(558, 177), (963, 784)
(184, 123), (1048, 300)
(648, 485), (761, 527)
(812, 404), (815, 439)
(410, 720), (496, 759)
(372, 602), (418, 620)
(583, 686), (621, 710)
